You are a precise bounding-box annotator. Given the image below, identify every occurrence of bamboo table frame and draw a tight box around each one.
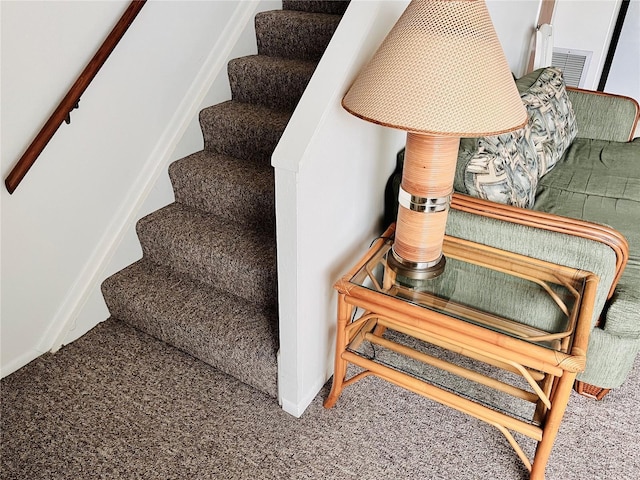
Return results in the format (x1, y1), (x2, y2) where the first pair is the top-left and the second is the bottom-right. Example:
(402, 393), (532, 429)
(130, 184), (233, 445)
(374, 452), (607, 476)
(324, 224), (599, 480)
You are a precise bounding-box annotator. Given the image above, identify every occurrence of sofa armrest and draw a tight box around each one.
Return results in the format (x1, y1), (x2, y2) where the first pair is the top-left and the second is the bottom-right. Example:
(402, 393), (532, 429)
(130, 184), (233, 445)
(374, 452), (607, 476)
(449, 193), (628, 302)
(567, 87), (639, 142)
(603, 281), (640, 338)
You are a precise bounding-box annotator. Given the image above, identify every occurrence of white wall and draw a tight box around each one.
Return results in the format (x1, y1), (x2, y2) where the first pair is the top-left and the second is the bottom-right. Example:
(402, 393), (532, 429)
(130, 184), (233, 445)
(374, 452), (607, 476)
(487, 0), (542, 77)
(273, 0), (542, 417)
(0, 0), (275, 377)
(603, 0), (640, 102)
(552, 0), (622, 90)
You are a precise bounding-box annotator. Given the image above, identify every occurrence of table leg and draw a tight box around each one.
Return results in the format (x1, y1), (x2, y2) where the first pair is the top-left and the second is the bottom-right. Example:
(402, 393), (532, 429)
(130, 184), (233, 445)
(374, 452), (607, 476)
(530, 372), (577, 479)
(324, 293), (353, 409)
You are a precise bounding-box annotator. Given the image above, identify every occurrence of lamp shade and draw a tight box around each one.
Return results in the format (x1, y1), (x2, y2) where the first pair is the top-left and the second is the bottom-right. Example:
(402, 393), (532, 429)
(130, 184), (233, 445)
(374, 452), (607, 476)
(342, 0), (527, 136)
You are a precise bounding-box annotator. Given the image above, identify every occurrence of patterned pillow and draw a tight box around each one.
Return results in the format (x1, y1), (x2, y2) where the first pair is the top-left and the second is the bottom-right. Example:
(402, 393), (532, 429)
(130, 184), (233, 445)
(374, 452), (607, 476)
(521, 67), (578, 176)
(460, 67), (577, 208)
(464, 124), (539, 208)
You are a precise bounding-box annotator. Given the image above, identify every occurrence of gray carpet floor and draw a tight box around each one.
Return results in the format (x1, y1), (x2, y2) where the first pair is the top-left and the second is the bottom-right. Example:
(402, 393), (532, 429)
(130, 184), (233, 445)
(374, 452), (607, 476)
(2, 318), (639, 479)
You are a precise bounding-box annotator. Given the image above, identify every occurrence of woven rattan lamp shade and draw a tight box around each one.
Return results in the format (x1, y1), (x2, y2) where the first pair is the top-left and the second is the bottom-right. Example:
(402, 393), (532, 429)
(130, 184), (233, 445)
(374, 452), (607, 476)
(342, 0), (527, 136)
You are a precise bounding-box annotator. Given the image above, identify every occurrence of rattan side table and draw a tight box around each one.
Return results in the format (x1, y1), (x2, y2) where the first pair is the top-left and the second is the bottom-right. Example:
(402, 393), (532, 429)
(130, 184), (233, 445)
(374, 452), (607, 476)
(324, 224), (598, 480)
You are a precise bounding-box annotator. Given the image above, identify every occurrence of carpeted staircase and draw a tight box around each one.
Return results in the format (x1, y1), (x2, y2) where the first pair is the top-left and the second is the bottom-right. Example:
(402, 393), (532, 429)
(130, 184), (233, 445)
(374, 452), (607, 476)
(101, 1), (349, 399)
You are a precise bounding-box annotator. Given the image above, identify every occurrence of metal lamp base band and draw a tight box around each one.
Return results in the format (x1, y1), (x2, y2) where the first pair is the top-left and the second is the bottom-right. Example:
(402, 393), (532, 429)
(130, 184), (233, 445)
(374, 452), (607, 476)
(398, 187), (452, 213)
(388, 246), (446, 280)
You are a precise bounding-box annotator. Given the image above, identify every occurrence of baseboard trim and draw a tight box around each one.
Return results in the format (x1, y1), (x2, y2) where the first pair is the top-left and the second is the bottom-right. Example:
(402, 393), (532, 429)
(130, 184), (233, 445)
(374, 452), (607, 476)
(36, 1), (262, 356)
(280, 373), (329, 418)
(1, 347), (46, 379)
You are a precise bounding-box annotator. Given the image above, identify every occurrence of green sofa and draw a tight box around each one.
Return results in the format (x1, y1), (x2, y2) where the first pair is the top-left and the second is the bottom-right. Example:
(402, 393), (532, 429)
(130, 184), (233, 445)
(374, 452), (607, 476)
(445, 67), (640, 398)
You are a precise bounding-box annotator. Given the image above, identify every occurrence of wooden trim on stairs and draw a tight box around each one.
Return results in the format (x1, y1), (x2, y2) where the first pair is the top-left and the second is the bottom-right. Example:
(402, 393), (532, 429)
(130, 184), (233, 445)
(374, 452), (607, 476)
(4, 0), (146, 194)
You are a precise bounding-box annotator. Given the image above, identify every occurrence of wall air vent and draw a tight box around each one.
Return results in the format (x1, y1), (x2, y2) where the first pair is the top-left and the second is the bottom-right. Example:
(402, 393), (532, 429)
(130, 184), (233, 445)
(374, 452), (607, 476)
(551, 48), (593, 88)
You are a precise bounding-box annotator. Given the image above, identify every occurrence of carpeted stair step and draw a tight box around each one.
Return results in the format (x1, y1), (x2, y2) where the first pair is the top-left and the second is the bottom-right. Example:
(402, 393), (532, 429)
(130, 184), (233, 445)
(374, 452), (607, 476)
(169, 150), (275, 228)
(101, 1), (349, 401)
(283, 0), (349, 15)
(199, 100), (291, 164)
(136, 203), (277, 310)
(101, 260), (278, 398)
(228, 55), (316, 112)
(256, 10), (343, 61)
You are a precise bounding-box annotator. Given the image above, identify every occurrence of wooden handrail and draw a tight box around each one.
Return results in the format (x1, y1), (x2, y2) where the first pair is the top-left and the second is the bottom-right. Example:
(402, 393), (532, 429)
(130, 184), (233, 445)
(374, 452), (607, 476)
(4, 0), (146, 194)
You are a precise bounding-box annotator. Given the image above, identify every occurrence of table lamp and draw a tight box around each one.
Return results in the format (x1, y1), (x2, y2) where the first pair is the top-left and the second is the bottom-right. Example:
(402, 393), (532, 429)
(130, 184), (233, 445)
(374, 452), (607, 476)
(343, 0), (527, 280)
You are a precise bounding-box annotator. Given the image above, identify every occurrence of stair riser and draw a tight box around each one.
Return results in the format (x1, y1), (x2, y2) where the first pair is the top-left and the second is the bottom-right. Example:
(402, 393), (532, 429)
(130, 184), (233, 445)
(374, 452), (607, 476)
(228, 56), (315, 112)
(256, 11), (342, 61)
(101, 260), (279, 398)
(136, 206), (278, 311)
(199, 101), (290, 164)
(169, 153), (276, 228)
(283, 0), (349, 15)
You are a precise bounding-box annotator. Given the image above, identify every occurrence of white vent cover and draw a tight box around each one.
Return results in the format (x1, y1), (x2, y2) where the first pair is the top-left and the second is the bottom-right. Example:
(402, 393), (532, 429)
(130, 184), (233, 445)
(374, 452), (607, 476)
(552, 48), (592, 88)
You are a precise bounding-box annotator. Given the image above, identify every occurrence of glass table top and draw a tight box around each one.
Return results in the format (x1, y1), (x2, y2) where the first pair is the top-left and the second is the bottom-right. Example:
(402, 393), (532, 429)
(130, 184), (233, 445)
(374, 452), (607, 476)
(348, 235), (586, 354)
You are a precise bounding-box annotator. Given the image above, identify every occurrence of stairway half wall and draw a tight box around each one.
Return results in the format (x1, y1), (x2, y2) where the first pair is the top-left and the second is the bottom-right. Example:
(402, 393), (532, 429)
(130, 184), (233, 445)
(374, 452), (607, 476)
(273, 0), (408, 416)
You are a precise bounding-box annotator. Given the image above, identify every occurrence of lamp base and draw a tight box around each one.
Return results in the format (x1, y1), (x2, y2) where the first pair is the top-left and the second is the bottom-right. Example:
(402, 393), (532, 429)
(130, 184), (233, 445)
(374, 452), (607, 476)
(387, 245), (446, 281)
(390, 133), (458, 283)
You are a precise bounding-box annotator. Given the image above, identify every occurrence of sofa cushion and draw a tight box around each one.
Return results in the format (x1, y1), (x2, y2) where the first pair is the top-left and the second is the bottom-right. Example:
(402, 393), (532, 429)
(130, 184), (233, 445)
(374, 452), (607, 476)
(514, 68), (544, 92)
(604, 280), (640, 338)
(534, 137), (640, 287)
(567, 89), (639, 142)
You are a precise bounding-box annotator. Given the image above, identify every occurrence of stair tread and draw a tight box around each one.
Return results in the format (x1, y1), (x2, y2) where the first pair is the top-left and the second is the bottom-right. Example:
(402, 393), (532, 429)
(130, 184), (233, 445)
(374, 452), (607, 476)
(229, 54), (317, 75)
(136, 203), (277, 309)
(256, 10), (343, 61)
(283, 0), (349, 15)
(228, 55), (317, 111)
(102, 259), (278, 398)
(199, 100), (291, 162)
(169, 150), (275, 226)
